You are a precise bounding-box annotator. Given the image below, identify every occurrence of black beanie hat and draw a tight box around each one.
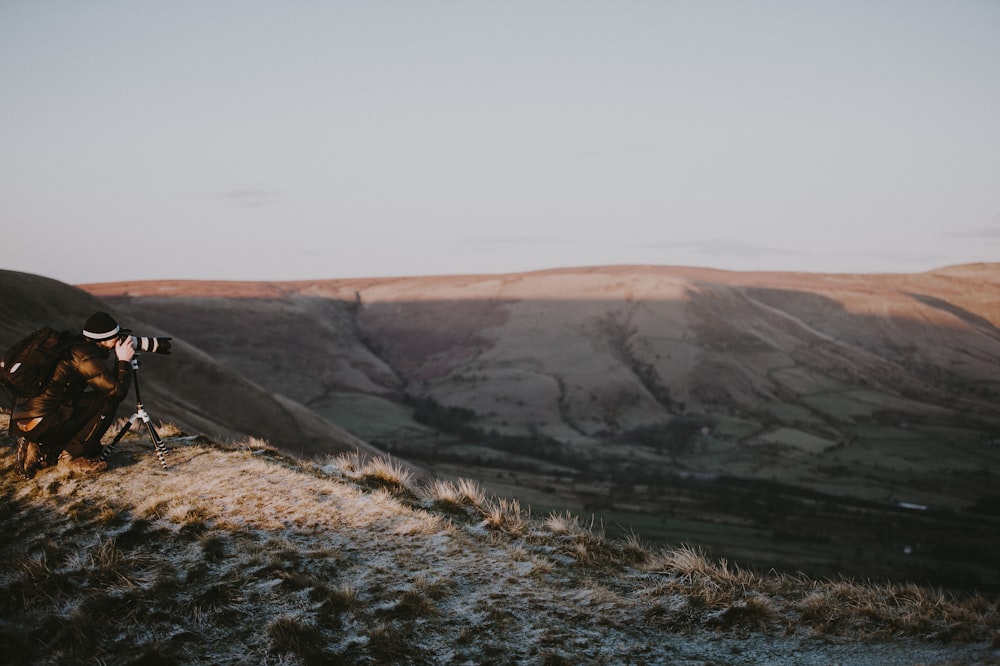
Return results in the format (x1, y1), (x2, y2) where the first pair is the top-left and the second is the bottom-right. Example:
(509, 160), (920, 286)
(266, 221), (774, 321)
(83, 311), (121, 340)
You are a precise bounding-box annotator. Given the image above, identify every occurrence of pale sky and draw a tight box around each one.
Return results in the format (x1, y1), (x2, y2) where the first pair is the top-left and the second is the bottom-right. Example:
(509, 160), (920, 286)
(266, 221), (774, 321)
(2, 1), (998, 284)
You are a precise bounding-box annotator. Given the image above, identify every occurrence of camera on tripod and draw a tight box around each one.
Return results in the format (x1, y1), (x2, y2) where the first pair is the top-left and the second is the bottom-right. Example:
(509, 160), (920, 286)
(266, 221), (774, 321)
(119, 329), (172, 355)
(101, 328), (173, 470)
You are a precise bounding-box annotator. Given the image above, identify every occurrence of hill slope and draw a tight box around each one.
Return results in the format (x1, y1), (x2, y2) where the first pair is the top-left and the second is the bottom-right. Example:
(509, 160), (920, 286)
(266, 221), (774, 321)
(85, 264), (1000, 436)
(84, 264), (1000, 478)
(0, 269), (387, 461)
(2, 421), (997, 665)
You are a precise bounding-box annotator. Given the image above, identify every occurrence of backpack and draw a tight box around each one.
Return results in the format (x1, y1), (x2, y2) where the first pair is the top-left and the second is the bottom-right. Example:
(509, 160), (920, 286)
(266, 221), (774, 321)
(0, 327), (74, 401)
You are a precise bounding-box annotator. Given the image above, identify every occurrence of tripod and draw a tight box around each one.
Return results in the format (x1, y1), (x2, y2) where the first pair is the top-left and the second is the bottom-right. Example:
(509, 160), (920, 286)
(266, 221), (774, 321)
(100, 359), (169, 469)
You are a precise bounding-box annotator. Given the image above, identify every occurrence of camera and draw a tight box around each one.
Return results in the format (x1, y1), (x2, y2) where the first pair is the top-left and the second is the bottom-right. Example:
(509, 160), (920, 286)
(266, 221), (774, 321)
(119, 329), (172, 355)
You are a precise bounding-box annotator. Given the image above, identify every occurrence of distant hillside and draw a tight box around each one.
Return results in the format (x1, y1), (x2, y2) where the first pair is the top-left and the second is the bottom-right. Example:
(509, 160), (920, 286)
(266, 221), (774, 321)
(84, 264), (1000, 446)
(83, 264), (1000, 590)
(2, 421), (996, 665)
(0, 269), (387, 461)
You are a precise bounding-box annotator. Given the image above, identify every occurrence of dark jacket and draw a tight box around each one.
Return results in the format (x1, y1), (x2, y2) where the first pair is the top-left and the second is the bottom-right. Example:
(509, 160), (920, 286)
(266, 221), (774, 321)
(12, 335), (132, 420)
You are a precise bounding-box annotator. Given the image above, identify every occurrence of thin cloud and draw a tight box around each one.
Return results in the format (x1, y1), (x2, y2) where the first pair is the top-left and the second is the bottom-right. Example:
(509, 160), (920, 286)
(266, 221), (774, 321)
(646, 239), (800, 258)
(212, 188), (283, 209)
(944, 224), (1000, 241)
(462, 236), (567, 248)
(854, 250), (952, 268)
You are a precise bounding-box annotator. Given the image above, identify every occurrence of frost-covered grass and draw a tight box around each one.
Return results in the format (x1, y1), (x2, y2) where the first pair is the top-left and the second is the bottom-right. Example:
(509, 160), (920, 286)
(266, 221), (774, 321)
(1, 421), (998, 665)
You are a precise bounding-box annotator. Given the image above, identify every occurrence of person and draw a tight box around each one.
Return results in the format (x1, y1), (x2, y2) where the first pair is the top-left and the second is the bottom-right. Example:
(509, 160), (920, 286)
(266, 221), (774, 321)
(12, 311), (135, 478)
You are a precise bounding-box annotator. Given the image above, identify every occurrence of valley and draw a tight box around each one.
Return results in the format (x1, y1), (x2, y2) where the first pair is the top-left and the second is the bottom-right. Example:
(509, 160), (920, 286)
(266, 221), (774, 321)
(82, 263), (1000, 592)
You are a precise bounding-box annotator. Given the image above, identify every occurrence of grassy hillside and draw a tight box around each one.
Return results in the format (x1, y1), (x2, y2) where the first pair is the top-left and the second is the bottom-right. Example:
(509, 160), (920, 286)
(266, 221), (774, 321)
(2, 417), (998, 665)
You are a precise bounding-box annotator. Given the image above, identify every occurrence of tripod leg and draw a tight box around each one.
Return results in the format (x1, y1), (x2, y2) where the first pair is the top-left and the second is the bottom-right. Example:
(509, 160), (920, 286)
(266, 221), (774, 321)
(143, 418), (169, 470)
(99, 417), (135, 463)
(100, 365), (170, 470)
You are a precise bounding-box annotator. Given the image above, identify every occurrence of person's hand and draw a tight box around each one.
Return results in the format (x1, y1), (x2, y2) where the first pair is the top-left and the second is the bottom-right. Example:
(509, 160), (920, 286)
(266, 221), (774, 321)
(115, 336), (136, 363)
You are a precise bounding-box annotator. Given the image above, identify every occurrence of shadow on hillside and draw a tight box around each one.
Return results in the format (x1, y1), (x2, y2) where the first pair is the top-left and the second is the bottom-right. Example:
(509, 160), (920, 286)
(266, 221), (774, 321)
(83, 282), (1000, 593)
(5, 268), (1000, 592)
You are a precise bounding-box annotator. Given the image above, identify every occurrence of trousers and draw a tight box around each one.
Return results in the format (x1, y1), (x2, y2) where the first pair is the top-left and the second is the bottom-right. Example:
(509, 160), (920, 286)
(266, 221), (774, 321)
(14, 392), (123, 459)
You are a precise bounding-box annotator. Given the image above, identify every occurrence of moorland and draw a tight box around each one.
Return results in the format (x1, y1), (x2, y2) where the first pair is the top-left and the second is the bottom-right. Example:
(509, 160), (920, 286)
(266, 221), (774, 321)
(3, 419), (998, 664)
(73, 263), (1000, 593)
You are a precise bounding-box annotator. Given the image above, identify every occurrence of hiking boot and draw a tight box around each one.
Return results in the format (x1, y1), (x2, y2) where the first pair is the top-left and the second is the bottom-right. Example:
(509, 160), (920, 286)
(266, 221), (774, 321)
(15, 437), (42, 479)
(58, 452), (108, 474)
(38, 448), (59, 469)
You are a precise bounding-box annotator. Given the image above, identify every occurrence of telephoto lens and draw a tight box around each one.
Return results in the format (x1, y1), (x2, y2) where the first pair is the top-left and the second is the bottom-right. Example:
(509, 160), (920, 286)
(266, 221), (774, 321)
(124, 335), (172, 354)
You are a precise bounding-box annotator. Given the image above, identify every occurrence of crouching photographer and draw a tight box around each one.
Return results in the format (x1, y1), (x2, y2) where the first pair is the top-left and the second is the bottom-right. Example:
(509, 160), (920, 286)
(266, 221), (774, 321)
(7, 311), (170, 478)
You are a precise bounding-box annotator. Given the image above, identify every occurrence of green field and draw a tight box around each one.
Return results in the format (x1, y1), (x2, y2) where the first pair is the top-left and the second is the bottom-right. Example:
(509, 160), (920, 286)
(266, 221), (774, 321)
(328, 390), (1000, 593)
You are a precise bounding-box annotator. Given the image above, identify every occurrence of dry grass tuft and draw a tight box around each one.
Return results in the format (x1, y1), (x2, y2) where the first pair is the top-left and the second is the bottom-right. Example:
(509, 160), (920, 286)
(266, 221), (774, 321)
(266, 615), (325, 660)
(200, 533), (228, 562)
(326, 450), (364, 474)
(313, 583), (359, 619)
(361, 622), (416, 664)
(636, 543), (1000, 640)
(166, 503), (213, 534)
(135, 495), (171, 520)
(641, 546), (790, 632)
(648, 544), (760, 589)
(360, 455), (415, 493)
(89, 537), (137, 588)
(325, 451), (416, 498)
(240, 435), (277, 452)
(617, 530), (653, 566)
(791, 578), (1000, 640)
(480, 496), (529, 535)
(542, 510), (592, 536)
(422, 477), (486, 513)
(535, 511), (650, 569)
(385, 588), (441, 620)
(154, 421), (186, 438)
